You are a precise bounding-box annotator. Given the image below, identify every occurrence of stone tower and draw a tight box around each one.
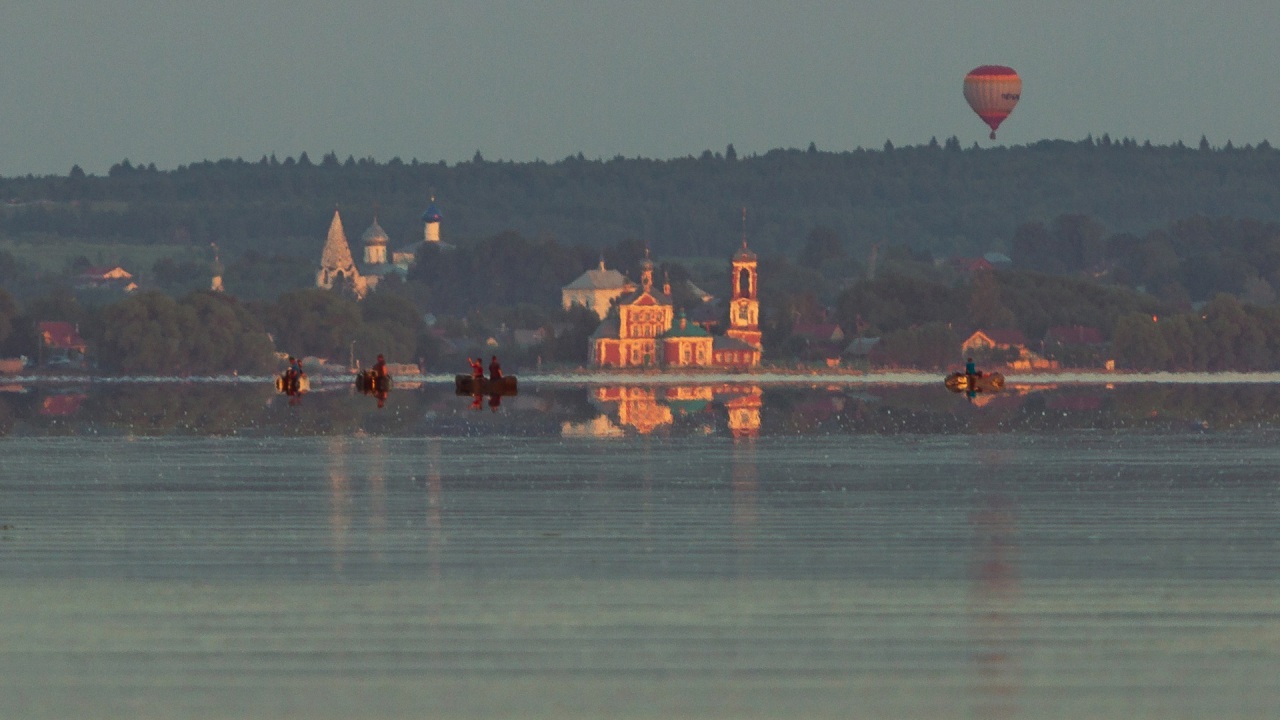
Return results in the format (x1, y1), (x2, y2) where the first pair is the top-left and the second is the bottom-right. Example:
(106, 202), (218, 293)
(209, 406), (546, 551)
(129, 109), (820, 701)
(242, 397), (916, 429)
(422, 198), (443, 243)
(726, 213), (761, 350)
(316, 208), (370, 299)
(362, 214), (389, 265)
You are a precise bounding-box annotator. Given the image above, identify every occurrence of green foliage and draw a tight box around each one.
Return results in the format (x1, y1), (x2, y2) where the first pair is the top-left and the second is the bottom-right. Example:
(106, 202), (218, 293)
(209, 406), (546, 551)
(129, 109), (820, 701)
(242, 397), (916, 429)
(836, 273), (964, 336)
(875, 322), (959, 369)
(407, 232), (596, 315)
(0, 288), (15, 347)
(356, 291), (427, 365)
(92, 291), (274, 373)
(265, 288), (363, 361)
(9, 141), (1280, 269)
(1109, 295), (1280, 371)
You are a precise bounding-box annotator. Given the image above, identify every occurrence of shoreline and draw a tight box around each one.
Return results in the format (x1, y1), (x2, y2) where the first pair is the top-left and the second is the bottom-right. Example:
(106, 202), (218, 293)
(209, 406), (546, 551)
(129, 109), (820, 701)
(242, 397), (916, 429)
(7, 369), (1280, 386)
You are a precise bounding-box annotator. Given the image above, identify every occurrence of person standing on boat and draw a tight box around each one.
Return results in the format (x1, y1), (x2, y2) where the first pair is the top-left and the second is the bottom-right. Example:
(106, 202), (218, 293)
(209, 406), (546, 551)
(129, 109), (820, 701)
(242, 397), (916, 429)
(373, 354), (388, 378)
(468, 357), (484, 378)
(965, 357), (977, 377)
(488, 355), (502, 381)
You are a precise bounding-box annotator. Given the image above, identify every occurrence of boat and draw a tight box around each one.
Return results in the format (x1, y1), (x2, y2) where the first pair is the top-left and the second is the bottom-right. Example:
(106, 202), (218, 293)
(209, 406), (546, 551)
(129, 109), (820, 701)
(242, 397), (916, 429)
(355, 370), (392, 394)
(455, 375), (518, 396)
(275, 372), (310, 394)
(944, 371), (1005, 393)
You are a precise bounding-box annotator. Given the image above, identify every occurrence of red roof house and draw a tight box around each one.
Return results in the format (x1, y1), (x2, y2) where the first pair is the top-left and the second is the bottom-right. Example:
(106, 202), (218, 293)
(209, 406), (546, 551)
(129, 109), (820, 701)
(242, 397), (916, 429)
(38, 322), (87, 352)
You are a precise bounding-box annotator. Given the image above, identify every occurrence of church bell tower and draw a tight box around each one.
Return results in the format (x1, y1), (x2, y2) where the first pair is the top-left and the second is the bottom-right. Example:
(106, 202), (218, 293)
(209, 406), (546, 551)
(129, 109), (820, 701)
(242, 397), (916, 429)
(726, 210), (761, 349)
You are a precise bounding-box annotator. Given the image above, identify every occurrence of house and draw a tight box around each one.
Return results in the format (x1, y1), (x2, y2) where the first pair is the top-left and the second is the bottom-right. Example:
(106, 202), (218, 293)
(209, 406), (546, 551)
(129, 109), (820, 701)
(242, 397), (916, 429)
(38, 321), (87, 367)
(842, 337), (882, 367)
(961, 328), (1057, 371)
(789, 323), (844, 365)
(76, 266), (137, 293)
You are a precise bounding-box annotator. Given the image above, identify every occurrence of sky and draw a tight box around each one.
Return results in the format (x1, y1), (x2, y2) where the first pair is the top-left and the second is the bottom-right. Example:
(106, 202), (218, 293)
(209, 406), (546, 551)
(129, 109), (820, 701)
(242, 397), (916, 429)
(3, 1), (1279, 177)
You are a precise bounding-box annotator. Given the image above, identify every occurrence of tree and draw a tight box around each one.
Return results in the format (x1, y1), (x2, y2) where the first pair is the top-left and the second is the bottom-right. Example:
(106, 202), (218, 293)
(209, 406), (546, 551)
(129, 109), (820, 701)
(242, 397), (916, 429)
(799, 226), (845, 271)
(1112, 313), (1171, 370)
(267, 288), (363, 360)
(965, 271), (1015, 329)
(0, 288), (16, 348)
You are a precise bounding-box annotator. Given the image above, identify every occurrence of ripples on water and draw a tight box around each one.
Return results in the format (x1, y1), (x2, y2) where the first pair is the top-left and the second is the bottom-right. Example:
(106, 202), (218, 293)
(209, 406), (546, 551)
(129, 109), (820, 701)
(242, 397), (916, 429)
(0, 380), (1277, 719)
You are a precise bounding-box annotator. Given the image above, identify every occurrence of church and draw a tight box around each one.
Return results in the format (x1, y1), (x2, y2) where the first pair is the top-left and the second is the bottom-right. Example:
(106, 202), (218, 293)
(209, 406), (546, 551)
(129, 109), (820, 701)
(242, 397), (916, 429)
(588, 241), (763, 369)
(316, 199), (444, 299)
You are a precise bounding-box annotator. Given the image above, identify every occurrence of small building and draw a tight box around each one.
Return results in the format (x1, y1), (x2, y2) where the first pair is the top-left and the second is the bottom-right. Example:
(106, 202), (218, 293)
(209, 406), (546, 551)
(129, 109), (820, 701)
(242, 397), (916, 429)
(662, 312), (713, 367)
(711, 335), (761, 369)
(562, 260), (635, 320)
(962, 328), (1056, 371)
(38, 321), (87, 367)
(76, 266), (137, 293)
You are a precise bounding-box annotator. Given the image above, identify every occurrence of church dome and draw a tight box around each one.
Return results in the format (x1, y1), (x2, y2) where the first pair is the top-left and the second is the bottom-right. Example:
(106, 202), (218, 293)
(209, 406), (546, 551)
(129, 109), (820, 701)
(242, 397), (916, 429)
(362, 218), (389, 245)
(421, 203), (443, 223)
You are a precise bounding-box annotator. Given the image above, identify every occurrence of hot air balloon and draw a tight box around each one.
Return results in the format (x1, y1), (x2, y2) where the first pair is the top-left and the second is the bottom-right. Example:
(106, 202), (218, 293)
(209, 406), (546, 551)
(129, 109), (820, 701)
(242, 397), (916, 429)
(964, 65), (1021, 140)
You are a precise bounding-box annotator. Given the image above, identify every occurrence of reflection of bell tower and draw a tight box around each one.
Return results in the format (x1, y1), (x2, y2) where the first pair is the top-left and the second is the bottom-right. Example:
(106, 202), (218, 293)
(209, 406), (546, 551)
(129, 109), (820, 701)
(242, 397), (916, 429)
(726, 209), (762, 350)
(725, 386), (762, 438)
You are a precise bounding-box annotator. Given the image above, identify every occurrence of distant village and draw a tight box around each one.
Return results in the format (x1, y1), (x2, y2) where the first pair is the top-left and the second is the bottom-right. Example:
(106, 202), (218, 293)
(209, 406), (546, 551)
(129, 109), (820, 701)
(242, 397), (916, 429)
(10, 196), (1115, 377)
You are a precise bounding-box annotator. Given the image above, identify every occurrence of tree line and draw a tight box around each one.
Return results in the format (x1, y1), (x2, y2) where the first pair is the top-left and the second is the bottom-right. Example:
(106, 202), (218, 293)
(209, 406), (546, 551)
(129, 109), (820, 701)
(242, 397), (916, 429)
(4, 138), (1280, 266)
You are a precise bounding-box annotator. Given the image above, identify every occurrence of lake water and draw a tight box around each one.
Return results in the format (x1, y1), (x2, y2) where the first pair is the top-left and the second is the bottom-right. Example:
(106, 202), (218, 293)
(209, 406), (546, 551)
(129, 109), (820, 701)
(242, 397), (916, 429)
(0, 377), (1277, 718)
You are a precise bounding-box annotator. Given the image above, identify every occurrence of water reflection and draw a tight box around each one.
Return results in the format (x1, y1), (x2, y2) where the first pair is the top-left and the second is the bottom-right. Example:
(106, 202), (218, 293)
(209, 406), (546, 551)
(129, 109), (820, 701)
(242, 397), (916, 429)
(565, 385), (763, 437)
(424, 439), (443, 581)
(327, 437), (352, 571)
(4, 379), (1280, 437)
(969, 449), (1020, 719)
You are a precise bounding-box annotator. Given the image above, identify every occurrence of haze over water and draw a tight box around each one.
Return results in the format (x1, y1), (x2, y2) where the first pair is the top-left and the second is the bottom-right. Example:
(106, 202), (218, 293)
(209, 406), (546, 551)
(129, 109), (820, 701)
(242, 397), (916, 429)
(0, 380), (1276, 718)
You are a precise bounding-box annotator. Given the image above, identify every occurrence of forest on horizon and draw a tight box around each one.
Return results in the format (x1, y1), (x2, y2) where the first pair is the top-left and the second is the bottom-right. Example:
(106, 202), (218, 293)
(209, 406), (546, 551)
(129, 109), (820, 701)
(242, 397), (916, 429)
(0, 135), (1277, 265)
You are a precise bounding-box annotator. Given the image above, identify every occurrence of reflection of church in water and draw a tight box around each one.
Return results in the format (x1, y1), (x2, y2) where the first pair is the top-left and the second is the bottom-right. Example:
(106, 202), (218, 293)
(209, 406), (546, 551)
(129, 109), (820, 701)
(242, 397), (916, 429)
(562, 385), (762, 438)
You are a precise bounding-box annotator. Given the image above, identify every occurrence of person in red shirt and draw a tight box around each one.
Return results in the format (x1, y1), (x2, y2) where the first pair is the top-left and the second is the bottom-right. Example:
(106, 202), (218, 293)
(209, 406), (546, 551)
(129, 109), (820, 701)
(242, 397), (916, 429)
(468, 357), (484, 378)
(488, 355), (502, 381)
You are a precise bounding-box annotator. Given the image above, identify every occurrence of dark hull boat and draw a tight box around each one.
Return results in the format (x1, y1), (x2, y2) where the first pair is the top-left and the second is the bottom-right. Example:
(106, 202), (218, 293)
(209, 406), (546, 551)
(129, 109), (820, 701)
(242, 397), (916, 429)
(355, 371), (392, 393)
(944, 371), (1005, 393)
(275, 373), (310, 394)
(455, 375), (518, 396)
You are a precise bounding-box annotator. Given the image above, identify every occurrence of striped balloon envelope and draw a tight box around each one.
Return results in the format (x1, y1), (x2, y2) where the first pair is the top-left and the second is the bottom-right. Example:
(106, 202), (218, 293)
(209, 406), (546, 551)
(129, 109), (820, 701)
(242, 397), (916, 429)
(963, 66), (1021, 140)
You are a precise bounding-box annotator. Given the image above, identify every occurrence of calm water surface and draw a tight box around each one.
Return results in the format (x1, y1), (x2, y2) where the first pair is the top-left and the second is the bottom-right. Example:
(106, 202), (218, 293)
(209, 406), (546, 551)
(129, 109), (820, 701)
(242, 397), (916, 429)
(0, 381), (1277, 718)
